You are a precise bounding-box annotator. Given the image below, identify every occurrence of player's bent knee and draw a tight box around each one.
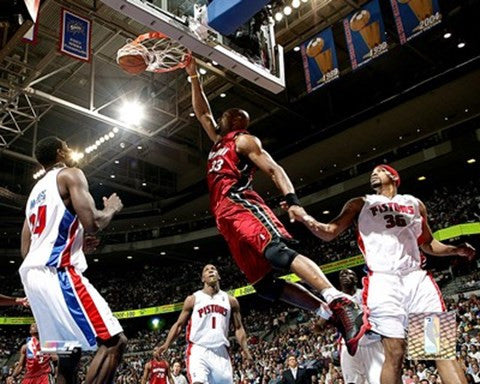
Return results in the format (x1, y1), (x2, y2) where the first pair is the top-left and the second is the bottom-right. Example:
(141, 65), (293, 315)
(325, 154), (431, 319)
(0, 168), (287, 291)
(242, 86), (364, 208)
(253, 274), (286, 302)
(264, 240), (298, 272)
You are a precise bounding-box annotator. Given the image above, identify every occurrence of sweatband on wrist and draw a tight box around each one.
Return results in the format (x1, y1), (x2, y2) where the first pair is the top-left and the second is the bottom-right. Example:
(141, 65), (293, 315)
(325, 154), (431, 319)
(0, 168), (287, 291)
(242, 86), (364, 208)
(285, 193), (301, 207)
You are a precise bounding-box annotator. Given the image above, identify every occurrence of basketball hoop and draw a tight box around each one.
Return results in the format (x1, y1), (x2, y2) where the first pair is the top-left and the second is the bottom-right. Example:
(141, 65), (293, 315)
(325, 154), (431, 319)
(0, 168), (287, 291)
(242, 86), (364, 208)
(117, 31), (192, 74)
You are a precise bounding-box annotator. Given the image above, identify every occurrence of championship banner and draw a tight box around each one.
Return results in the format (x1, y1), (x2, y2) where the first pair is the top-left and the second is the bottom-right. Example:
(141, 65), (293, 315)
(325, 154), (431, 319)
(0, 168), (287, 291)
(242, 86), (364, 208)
(343, 0), (388, 69)
(22, 0), (41, 44)
(301, 27), (339, 93)
(390, 0), (442, 44)
(0, 223), (478, 324)
(59, 9), (92, 62)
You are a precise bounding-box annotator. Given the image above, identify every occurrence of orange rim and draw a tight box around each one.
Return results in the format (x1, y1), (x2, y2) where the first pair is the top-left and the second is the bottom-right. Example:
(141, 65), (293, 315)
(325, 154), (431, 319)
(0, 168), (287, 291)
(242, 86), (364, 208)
(131, 31), (192, 73)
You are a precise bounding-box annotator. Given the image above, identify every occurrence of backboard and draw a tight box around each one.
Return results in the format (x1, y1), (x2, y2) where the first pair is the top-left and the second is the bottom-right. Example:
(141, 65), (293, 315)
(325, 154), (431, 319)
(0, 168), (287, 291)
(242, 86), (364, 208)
(100, 0), (285, 94)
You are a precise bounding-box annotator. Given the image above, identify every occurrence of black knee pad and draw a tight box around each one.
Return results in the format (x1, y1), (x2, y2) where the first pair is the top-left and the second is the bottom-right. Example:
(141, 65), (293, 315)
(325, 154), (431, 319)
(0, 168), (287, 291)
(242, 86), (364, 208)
(253, 274), (286, 302)
(264, 240), (298, 272)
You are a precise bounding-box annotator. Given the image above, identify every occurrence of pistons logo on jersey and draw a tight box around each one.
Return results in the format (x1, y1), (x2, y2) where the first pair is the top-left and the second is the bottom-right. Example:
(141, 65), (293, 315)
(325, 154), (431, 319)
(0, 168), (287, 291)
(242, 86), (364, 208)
(198, 304), (228, 318)
(369, 202), (415, 229)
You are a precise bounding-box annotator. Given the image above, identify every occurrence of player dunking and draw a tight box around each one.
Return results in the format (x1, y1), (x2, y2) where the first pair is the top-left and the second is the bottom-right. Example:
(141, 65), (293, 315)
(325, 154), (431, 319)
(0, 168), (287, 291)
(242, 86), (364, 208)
(296, 164), (475, 384)
(141, 347), (174, 384)
(19, 137), (127, 384)
(7, 323), (56, 384)
(159, 264), (252, 384)
(185, 59), (366, 354)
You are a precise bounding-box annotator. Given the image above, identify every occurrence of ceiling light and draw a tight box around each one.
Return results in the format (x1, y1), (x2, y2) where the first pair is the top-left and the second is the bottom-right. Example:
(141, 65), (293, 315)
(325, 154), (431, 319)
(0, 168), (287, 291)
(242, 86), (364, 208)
(93, 258), (99, 262)
(444, 117), (448, 121)
(119, 101), (145, 125)
(372, 147), (376, 151)
(293, 46), (300, 52)
(283, 6), (292, 15)
(457, 42), (465, 48)
(416, 128), (421, 132)
(189, 112), (195, 117)
(95, 140), (101, 145)
(443, 32), (451, 39)
(333, 163), (337, 168)
(274, 12), (283, 22)
(137, 145), (143, 150)
(113, 127), (119, 133)
(465, 108), (469, 113)
(127, 255), (133, 259)
(301, 0), (308, 3)
(160, 251), (166, 255)
(110, 174), (115, 179)
(356, 153), (361, 157)
(418, 176), (426, 181)
(212, 60), (218, 66)
(99, 137), (105, 143)
(103, 134), (110, 140)
(70, 151), (84, 162)
(142, 182), (147, 186)
(220, 93), (226, 98)
(199, 68), (207, 75)
(292, 0), (301, 8)
(120, 142), (125, 148)
(114, 160), (119, 164)
(322, 210), (330, 215)
(467, 159), (476, 164)
(109, 132), (115, 138)
(92, 145), (98, 150)
(9, 260), (15, 264)
(193, 246), (199, 250)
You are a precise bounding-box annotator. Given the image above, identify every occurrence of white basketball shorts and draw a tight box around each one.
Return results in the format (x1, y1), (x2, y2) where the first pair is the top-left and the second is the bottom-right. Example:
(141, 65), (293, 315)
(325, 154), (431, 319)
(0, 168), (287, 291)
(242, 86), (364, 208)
(186, 343), (232, 384)
(20, 266), (123, 351)
(340, 337), (384, 384)
(362, 269), (445, 339)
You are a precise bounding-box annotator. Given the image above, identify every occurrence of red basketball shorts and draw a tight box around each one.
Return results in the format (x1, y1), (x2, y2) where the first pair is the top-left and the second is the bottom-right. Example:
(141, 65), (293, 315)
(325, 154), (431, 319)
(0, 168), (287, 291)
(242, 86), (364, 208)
(214, 190), (292, 283)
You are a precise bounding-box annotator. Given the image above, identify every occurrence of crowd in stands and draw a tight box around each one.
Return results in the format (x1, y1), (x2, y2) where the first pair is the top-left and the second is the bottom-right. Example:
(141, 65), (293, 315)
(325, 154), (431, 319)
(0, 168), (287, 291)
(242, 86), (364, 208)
(3, 289), (480, 383)
(1, 178), (479, 317)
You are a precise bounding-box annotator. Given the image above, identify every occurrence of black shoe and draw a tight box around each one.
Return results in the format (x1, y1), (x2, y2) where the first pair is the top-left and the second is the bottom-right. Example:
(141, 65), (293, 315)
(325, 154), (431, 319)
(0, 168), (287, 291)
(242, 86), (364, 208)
(329, 297), (370, 356)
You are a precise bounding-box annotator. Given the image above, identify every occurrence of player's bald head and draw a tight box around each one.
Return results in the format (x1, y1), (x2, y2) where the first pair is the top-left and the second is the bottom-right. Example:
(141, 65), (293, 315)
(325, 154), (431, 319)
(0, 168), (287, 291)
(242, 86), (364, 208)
(217, 108), (250, 136)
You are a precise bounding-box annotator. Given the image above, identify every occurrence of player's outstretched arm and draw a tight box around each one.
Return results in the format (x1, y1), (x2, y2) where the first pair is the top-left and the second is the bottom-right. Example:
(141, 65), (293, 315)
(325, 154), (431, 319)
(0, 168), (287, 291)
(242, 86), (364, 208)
(0, 295), (28, 307)
(158, 295), (195, 353)
(20, 219), (31, 258)
(185, 59), (220, 143)
(7, 344), (26, 384)
(229, 296), (252, 361)
(59, 168), (123, 233)
(140, 361), (151, 384)
(419, 200), (476, 258)
(297, 197), (365, 242)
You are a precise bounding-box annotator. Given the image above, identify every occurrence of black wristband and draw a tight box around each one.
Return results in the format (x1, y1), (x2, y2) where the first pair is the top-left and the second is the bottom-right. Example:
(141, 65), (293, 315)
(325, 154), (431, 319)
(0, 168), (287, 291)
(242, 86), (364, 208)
(285, 193), (301, 207)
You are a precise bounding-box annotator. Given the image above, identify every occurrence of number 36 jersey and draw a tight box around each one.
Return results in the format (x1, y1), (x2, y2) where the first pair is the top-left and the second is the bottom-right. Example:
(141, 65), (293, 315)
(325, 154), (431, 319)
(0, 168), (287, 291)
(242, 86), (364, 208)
(357, 193), (424, 274)
(21, 167), (86, 272)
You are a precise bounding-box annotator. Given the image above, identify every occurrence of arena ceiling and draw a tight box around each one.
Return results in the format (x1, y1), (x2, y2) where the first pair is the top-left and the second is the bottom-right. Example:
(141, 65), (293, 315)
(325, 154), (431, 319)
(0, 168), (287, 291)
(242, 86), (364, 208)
(0, 0), (479, 237)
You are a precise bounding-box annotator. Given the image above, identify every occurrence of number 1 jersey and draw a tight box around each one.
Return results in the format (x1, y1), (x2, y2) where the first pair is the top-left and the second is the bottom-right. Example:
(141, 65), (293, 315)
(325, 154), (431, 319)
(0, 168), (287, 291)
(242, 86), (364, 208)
(186, 290), (231, 349)
(21, 167), (87, 272)
(357, 193), (424, 273)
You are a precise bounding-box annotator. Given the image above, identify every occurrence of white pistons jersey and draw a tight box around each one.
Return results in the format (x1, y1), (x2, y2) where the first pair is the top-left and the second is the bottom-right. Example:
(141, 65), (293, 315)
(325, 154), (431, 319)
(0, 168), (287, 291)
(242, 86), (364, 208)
(357, 193), (423, 273)
(187, 290), (231, 348)
(20, 167), (87, 272)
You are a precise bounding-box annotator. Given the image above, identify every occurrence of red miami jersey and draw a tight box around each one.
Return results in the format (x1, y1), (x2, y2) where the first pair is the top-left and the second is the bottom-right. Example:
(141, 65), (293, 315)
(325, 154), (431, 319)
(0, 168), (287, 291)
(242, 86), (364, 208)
(206, 130), (293, 283)
(207, 130), (255, 212)
(24, 336), (52, 378)
(149, 359), (169, 384)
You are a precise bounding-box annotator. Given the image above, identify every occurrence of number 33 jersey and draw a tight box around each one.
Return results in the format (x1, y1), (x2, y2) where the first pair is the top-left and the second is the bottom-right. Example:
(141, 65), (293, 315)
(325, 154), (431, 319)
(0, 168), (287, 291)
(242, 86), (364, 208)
(357, 193), (424, 274)
(21, 167), (86, 272)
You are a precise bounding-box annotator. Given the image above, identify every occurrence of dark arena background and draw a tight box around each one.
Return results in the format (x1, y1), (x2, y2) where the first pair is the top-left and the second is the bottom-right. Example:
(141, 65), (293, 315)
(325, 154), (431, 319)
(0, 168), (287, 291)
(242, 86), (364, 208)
(0, 0), (479, 383)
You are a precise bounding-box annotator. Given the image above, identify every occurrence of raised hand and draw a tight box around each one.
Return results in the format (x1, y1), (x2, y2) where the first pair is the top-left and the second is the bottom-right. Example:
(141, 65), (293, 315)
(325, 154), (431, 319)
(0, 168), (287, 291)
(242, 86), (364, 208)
(103, 193), (123, 213)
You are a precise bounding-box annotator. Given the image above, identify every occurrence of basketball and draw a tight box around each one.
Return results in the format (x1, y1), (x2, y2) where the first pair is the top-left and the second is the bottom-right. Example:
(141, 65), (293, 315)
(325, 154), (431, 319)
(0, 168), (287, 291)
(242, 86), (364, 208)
(118, 54), (148, 75)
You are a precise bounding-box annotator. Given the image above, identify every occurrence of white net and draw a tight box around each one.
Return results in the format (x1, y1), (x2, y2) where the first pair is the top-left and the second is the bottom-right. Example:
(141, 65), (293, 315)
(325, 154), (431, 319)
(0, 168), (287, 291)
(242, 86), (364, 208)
(117, 33), (191, 73)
